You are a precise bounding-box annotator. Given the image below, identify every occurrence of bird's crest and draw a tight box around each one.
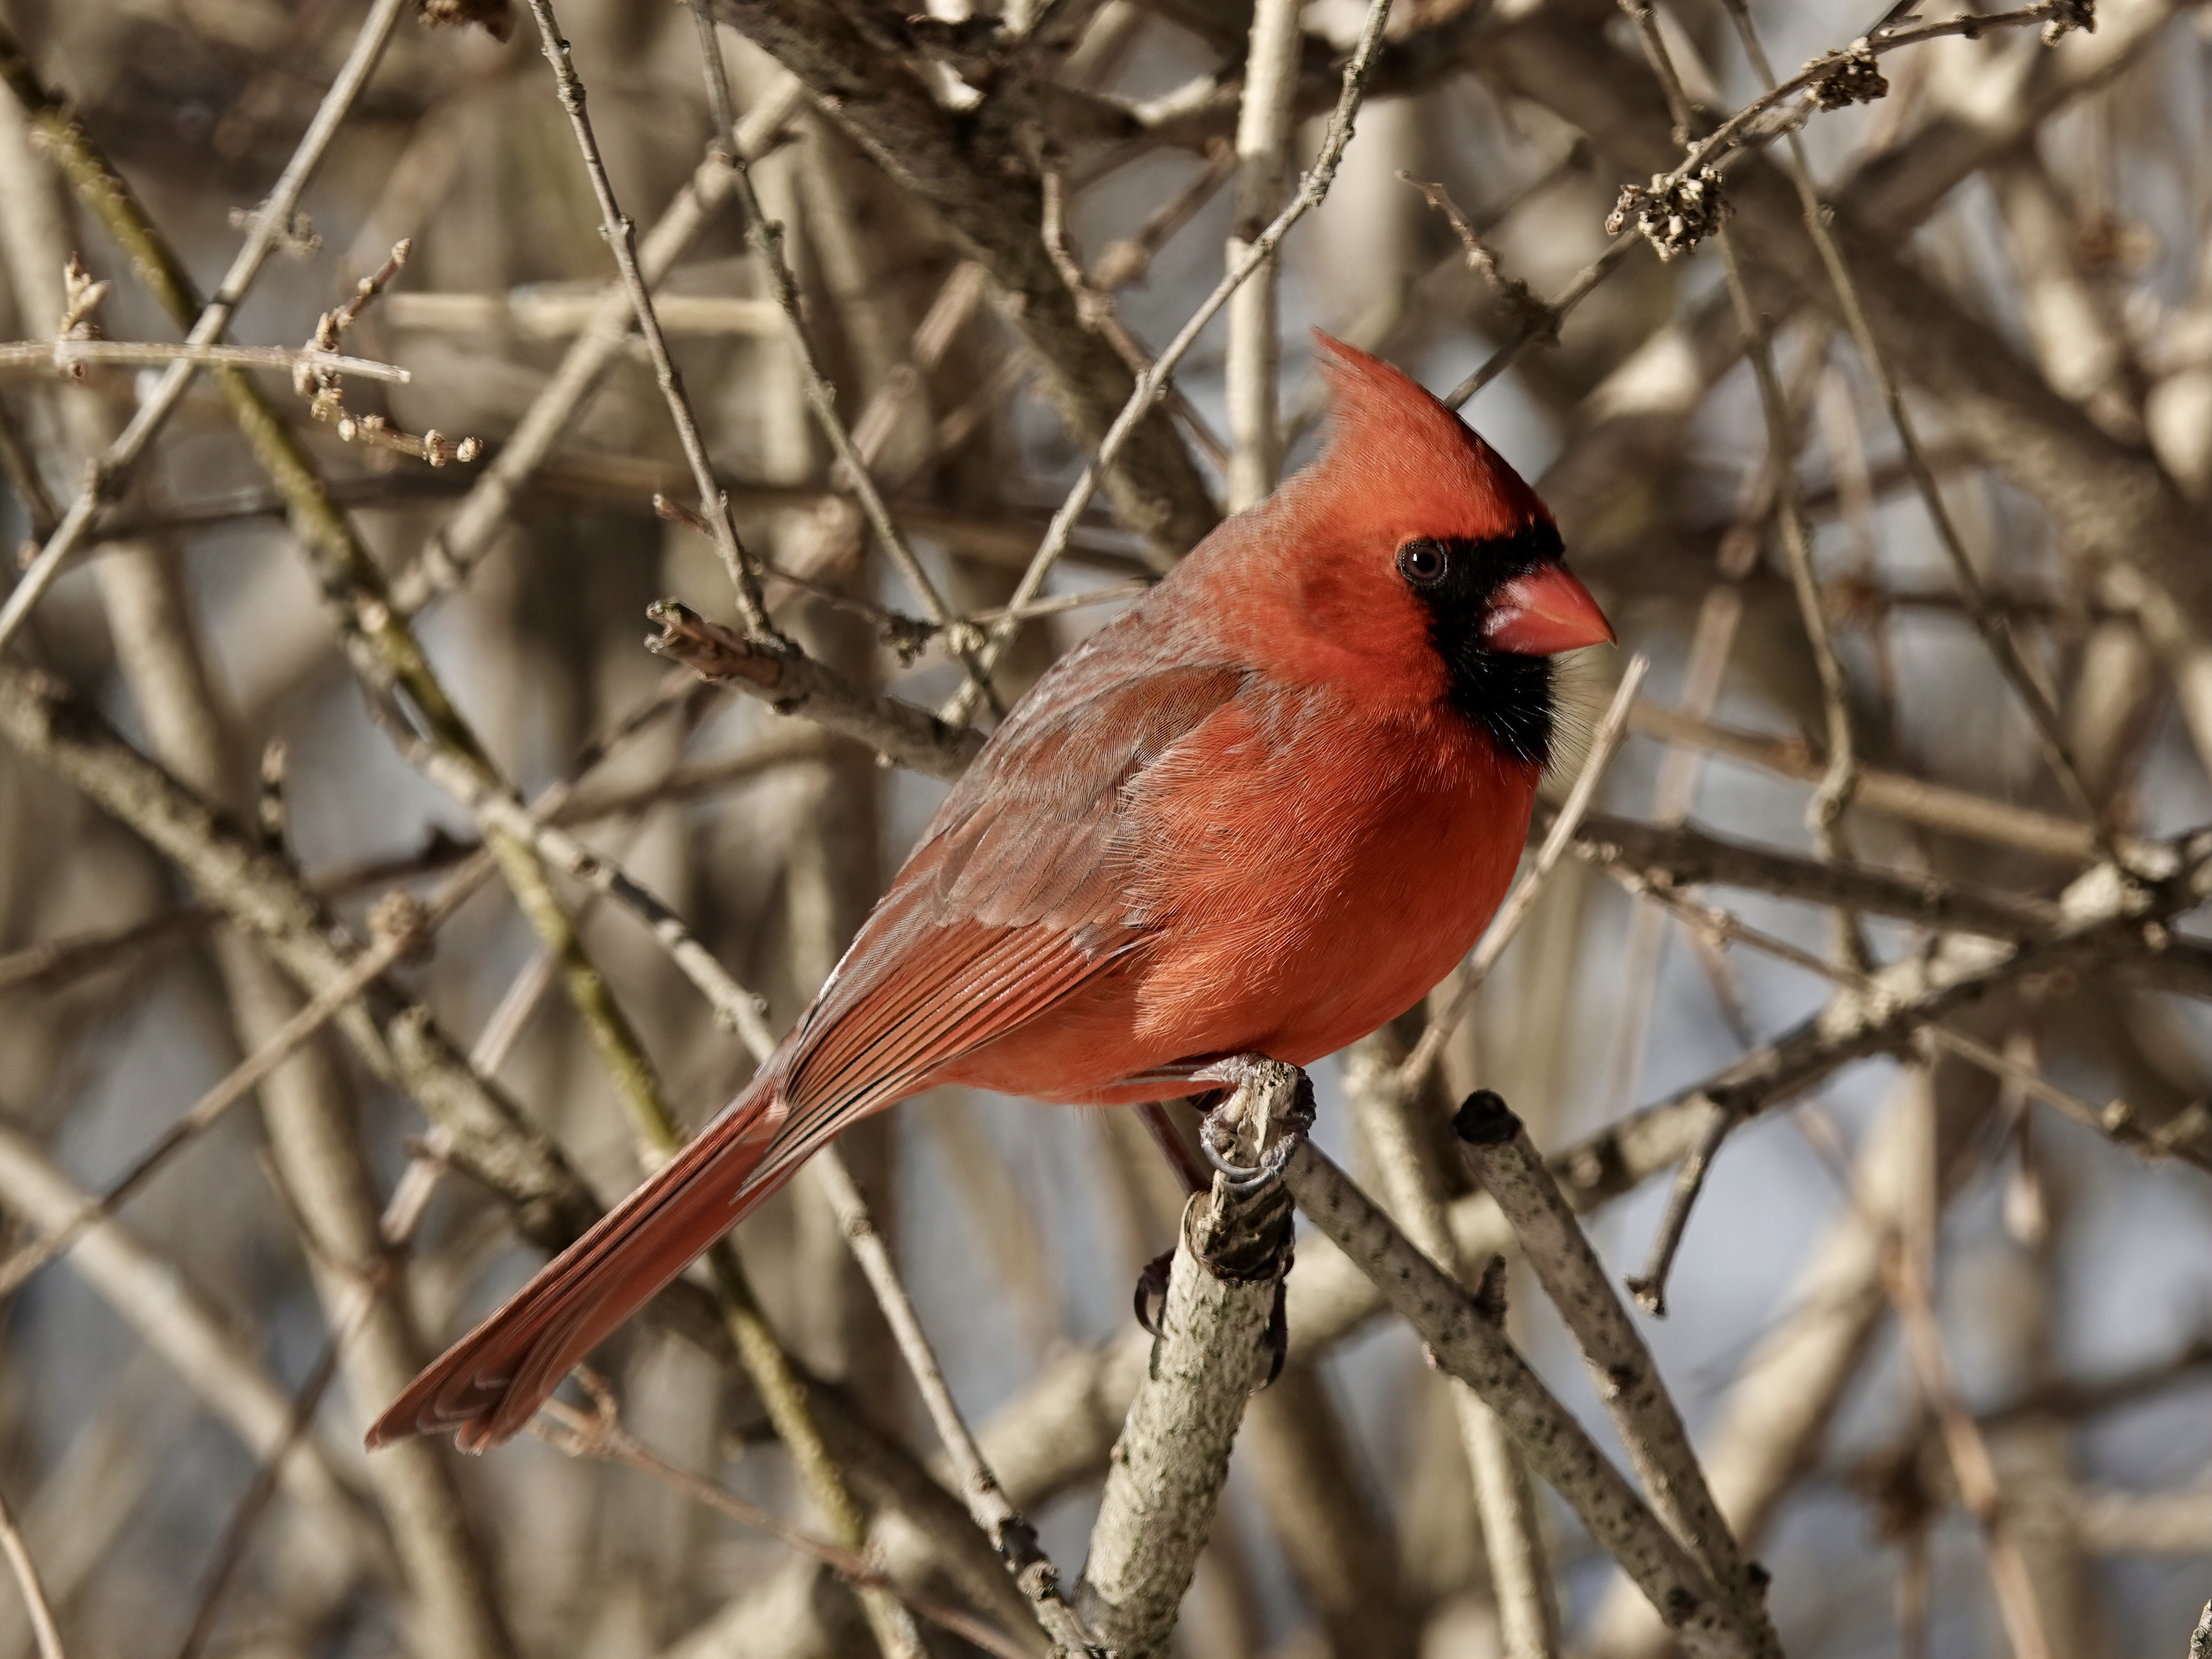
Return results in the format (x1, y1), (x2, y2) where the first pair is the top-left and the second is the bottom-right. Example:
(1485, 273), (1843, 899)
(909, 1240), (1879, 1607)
(1302, 332), (1551, 544)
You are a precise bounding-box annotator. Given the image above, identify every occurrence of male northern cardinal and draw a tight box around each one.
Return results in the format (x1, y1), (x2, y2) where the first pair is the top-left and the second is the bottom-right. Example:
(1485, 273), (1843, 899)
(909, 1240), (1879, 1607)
(369, 334), (1612, 1451)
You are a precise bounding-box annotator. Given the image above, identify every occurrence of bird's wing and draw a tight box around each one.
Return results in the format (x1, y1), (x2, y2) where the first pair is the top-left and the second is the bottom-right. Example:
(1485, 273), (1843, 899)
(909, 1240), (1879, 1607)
(756, 658), (1251, 1173)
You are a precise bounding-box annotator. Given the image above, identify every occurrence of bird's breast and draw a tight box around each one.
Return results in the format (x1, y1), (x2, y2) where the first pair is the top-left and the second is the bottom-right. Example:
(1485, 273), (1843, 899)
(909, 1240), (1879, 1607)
(1120, 685), (1538, 1067)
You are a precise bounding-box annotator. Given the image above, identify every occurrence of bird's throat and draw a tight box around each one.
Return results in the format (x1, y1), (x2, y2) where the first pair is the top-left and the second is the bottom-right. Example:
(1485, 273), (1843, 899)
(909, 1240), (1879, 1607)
(1442, 645), (1554, 769)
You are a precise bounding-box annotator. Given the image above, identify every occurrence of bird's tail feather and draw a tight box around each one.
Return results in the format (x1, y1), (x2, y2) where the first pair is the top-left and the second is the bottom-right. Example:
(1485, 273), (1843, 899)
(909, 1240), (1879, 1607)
(367, 1070), (793, 1453)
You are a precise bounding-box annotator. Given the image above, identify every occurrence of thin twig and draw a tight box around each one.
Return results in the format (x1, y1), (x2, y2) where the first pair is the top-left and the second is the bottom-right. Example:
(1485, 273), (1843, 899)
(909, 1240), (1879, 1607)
(1397, 171), (1558, 342)
(1444, 239), (1639, 410)
(0, 386), (58, 539)
(370, 705), (779, 1062)
(1653, 3), (2092, 202)
(0, 340), (407, 381)
(1593, 870), (2138, 1159)
(1038, 167), (1229, 472)
(1451, 11), (2086, 415)
(294, 239), (479, 467)
(1269, 140), (1593, 446)
(391, 71), (808, 614)
(1612, 4), (1873, 1315)
(1087, 144), (1235, 294)
(808, 1149), (1099, 1658)
(1622, 1093), (1742, 1321)
(1717, 0), (2118, 859)
(0, 1481), (64, 1659)
(521, 0), (775, 637)
(173, 1310), (359, 1659)
(1879, 1091), (2057, 1659)
(1714, 236), (1861, 864)
(0, 905), (214, 996)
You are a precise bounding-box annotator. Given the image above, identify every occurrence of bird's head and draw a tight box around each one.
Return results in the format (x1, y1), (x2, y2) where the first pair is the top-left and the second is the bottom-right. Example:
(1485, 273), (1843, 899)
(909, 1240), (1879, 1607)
(1246, 333), (1613, 770)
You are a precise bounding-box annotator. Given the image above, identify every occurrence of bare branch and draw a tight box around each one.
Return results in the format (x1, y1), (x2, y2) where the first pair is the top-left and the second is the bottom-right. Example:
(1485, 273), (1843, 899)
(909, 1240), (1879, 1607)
(1284, 1143), (1761, 1659)
(1344, 1035), (1560, 1658)
(1222, 0), (1302, 512)
(686, 5), (1003, 710)
(0, 861), (482, 1299)
(1453, 1091), (1777, 1648)
(390, 74), (808, 614)
(0, 660), (601, 1251)
(646, 599), (982, 778)
(702, 0), (1222, 563)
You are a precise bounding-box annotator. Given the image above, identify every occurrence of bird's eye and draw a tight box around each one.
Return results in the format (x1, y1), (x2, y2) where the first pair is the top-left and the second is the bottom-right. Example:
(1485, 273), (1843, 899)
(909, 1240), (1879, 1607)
(1396, 540), (1448, 588)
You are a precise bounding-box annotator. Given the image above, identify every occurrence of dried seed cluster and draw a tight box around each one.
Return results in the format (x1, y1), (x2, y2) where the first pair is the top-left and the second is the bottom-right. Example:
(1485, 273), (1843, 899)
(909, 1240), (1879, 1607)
(2041, 0), (2096, 45)
(1809, 43), (1889, 111)
(1607, 166), (1728, 262)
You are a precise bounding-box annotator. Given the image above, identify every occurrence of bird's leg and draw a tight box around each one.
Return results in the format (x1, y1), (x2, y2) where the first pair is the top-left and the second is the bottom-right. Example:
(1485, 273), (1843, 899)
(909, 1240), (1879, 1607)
(1194, 1056), (1316, 1197)
(1132, 1099), (1211, 1336)
(1138, 1098), (1213, 1195)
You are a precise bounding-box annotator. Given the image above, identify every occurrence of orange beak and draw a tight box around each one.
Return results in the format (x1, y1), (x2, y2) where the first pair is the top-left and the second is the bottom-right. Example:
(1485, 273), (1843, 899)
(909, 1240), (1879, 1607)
(1482, 563), (1615, 656)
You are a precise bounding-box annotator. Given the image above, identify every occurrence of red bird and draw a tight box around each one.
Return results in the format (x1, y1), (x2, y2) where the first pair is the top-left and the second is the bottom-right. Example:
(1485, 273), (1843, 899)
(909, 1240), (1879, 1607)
(369, 335), (1612, 1451)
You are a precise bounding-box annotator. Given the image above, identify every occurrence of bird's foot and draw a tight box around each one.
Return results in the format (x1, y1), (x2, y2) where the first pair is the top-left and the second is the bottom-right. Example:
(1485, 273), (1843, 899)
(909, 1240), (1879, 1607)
(1195, 1057), (1316, 1196)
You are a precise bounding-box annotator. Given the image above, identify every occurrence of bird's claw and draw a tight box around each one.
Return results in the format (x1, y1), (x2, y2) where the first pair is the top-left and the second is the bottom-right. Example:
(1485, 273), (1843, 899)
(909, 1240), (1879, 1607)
(1136, 1227), (1294, 1388)
(1199, 1126), (1300, 1196)
(1197, 1067), (1316, 1196)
